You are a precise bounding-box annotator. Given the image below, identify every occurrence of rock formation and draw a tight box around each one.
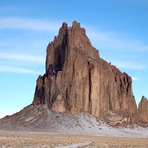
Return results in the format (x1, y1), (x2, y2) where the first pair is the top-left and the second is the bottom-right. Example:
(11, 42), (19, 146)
(101, 111), (132, 127)
(138, 96), (148, 122)
(32, 21), (137, 118)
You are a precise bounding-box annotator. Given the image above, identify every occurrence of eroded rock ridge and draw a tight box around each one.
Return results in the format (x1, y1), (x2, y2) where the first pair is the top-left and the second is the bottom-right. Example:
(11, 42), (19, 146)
(32, 21), (138, 118)
(138, 96), (148, 122)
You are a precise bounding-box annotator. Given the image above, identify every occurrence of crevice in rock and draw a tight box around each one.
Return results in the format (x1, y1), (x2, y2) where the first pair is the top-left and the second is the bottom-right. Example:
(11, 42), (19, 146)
(46, 32), (68, 77)
(65, 88), (70, 110)
(68, 55), (77, 108)
(109, 94), (112, 111)
(54, 33), (68, 73)
(88, 62), (92, 114)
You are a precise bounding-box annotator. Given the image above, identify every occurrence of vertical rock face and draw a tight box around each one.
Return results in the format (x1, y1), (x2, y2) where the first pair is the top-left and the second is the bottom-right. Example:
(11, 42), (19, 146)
(138, 96), (148, 122)
(33, 21), (137, 117)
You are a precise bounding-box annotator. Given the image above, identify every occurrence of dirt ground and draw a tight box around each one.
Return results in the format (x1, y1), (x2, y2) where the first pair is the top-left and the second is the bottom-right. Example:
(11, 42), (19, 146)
(0, 130), (148, 148)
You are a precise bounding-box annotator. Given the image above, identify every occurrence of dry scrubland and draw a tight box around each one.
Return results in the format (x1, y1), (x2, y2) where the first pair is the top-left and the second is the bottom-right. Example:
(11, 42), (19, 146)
(0, 130), (147, 148)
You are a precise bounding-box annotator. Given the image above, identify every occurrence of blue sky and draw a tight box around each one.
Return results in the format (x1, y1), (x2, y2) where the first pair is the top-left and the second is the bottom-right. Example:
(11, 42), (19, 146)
(0, 0), (148, 118)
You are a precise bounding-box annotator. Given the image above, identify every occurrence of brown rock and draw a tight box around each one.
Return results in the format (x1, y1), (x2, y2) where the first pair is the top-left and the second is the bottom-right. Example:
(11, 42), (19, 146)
(33, 75), (45, 105)
(70, 104), (78, 115)
(138, 96), (148, 122)
(52, 94), (66, 113)
(32, 21), (137, 117)
(114, 116), (131, 126)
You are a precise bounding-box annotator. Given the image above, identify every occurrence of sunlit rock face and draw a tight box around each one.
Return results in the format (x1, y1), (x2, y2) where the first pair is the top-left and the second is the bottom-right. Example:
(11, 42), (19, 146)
(138, 96), (148, 122)
(33, 21), (137, 117)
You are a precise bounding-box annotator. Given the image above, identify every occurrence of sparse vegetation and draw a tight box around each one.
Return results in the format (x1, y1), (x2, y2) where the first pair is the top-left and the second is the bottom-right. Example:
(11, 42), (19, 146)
(0, 130), (148, 148)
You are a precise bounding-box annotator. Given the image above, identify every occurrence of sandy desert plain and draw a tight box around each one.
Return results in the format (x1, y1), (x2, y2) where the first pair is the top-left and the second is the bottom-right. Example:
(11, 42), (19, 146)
(0, 130), (147, 148)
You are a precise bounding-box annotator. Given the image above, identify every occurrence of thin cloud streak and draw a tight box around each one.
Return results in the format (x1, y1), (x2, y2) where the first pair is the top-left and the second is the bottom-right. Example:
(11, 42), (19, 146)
(2, 17), (147, 52)
(111, 60), (145, 70)
(0, 52), (45, 65)
(0, 65), (41, 75)
(132, 77), (139, 81)
(0, 19), (147, 71)
(85, 26), (148, 70)
(87, 28), (148, 52)
(0, 17), (61, 32)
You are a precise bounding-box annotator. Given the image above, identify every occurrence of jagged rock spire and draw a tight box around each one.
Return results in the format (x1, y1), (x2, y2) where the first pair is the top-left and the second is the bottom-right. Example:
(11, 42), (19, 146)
(138, 96), (148, 122)
(33, 21), (137, 117)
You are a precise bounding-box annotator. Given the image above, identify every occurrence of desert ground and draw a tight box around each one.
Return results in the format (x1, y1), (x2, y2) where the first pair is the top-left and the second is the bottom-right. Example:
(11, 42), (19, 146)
(0, 130), (148, 148)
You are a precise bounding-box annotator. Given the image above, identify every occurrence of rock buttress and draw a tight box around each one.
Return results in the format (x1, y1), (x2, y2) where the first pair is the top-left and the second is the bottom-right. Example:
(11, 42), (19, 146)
(138, 96), (148, 122)
(33, 21), (137, 117)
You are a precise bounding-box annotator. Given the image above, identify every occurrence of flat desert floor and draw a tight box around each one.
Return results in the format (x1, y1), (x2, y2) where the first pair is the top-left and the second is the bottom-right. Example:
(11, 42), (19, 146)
(0, 130), (148, 148)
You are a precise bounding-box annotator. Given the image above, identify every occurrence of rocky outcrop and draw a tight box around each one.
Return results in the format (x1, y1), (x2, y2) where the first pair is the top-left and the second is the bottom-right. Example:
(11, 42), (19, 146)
(52, 94), (66, 113)
(101, 111), (132, 127)
(138, 96), (148, 122)
(33, 21), (137, 118)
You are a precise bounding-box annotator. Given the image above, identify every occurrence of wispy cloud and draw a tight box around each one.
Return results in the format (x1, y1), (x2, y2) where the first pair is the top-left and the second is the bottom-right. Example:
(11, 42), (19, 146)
(132, 77), (139, 81)
(1, 17), (147, 53)
(0, 19), (147, 72)
(111, 60), (146, 70)
(0, 17), (61, 32)
(0, 53), (45, 74)
(85, 26), (148, 70)
(87, 27), (148, 52)
(0, 65), (41, 75)
(0, 52), (45, 65)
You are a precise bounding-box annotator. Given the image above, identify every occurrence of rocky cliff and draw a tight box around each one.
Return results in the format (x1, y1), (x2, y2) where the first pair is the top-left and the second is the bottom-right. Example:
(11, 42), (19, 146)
(33, 21), (137, 118)
(138, 96), (148, 122)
